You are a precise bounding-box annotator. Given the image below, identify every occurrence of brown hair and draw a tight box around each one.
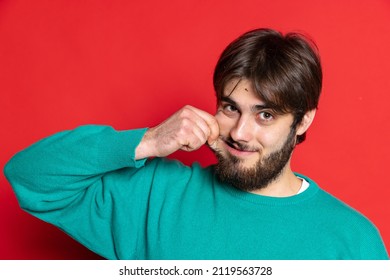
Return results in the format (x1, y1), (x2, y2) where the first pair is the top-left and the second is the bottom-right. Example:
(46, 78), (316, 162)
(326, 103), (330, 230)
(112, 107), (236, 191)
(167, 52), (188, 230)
(213, 28), (322, 144)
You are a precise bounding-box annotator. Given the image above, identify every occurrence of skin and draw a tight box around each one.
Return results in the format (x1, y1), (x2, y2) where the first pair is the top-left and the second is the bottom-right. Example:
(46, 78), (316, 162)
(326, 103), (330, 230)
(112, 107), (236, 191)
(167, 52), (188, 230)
(135, 78), (315, 197)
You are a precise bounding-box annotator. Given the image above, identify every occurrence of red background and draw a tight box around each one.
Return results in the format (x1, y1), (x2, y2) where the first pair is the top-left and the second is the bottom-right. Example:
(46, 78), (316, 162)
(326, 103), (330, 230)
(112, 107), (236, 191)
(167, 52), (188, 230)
(1, 0), (389, 259)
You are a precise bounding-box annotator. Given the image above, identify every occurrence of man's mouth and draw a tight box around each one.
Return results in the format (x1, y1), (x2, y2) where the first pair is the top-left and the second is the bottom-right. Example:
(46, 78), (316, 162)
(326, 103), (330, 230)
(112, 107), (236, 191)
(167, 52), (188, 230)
(223, 138), (259, 154)
(225, 140), (243, 151)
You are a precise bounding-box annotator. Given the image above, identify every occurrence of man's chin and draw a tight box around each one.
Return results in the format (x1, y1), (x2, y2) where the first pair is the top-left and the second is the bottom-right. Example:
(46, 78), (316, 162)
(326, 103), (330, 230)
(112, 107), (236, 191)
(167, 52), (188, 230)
(236, 158), (261, 168)
(222, 153), (261, 169)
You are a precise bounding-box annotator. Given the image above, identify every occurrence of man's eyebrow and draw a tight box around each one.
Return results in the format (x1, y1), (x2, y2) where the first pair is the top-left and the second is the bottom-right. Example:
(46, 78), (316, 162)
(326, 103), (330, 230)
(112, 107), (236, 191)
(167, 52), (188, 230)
(220, 96), (238, 106)
(253, 104), (272, 111)
(220, 96), (272, 111)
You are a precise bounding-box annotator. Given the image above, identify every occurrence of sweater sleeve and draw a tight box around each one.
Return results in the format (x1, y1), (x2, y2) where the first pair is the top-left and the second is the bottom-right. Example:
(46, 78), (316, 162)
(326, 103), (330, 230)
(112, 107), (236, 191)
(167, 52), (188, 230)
(3, 125), (154, 259)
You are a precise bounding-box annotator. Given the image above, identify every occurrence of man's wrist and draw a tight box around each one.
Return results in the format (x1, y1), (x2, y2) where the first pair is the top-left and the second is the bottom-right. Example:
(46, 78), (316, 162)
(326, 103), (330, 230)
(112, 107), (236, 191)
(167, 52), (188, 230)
(135, 128), (156, 160)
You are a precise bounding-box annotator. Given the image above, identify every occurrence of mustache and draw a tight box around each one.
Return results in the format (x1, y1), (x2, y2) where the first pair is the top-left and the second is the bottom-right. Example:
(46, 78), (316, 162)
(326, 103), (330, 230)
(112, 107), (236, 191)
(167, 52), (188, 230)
(219, 136), (260, 152)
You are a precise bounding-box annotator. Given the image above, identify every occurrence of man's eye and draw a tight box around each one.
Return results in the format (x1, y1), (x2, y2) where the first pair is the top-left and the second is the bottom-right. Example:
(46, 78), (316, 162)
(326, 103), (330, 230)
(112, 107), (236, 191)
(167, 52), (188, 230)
(219, 104), (239, 117)
(224, 105), (237, 112)
(259, 111), (274, 121)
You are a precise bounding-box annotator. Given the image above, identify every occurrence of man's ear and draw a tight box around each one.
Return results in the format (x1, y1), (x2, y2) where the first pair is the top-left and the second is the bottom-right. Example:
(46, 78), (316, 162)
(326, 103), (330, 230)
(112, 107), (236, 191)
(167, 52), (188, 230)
(296, 109), (316, 136)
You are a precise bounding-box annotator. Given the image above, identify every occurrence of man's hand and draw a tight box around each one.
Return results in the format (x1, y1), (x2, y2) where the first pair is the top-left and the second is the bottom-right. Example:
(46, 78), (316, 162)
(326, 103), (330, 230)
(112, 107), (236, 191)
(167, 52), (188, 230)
(135, 105), (220, 159)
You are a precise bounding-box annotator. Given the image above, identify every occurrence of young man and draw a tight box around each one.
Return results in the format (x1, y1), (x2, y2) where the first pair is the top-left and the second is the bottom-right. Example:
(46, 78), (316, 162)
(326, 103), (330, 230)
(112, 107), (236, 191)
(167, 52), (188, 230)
(4, 28), (388, 259)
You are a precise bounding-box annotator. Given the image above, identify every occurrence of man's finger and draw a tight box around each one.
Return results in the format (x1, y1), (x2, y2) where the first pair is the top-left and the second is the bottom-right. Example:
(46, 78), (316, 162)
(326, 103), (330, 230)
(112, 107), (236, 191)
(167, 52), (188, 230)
(189, 106), (220, 144)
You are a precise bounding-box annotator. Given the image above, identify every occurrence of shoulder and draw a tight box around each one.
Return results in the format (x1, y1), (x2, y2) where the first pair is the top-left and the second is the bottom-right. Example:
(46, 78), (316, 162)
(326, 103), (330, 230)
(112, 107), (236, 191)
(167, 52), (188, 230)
(316, 187), (373, 227)
(299, 174), (370, 221)
(311, 181), (374, 226)
(298, 174), (382, 236)
(304, 176), (387, 253)
(300, 175), (388, 259)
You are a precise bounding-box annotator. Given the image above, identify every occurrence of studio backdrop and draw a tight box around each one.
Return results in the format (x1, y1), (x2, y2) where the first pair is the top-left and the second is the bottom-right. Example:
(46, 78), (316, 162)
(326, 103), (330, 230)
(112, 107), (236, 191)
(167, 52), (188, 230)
(1, 0), (389, 259)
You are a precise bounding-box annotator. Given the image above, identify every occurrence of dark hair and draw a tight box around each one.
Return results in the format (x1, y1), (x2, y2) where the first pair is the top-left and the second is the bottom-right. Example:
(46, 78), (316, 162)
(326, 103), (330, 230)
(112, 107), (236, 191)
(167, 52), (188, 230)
(213, 28), (322, 144)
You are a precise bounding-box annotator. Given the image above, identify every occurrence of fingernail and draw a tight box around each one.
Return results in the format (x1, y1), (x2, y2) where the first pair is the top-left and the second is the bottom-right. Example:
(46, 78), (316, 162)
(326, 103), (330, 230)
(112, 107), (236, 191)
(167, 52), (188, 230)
(209, 141), (217, 150)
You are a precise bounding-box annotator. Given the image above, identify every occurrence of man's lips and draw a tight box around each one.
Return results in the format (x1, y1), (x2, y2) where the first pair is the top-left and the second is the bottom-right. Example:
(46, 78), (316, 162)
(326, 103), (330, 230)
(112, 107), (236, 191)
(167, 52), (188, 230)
(225, 141), (242, 150)
(222, 139), (259, 156)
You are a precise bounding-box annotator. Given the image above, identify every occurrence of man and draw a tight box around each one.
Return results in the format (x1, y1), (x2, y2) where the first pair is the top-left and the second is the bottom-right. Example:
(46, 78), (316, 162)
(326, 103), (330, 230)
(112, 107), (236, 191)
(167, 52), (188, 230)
(4, 28), (388, 259)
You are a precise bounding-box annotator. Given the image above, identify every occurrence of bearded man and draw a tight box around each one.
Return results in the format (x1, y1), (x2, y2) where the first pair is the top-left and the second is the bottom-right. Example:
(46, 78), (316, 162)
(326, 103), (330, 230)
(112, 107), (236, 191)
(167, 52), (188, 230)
(5, 28), (388, 260)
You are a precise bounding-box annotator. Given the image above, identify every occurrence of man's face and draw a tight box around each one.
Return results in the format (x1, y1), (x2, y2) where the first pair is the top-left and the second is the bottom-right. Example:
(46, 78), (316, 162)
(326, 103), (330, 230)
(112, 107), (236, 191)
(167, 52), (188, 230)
(212, 78), (298, 192)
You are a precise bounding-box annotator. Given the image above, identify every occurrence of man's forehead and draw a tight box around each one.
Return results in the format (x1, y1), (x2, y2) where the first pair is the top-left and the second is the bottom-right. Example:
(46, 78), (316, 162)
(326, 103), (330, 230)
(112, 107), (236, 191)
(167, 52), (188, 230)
(223, 78), (252, 94)
(223, 78), (266, 105)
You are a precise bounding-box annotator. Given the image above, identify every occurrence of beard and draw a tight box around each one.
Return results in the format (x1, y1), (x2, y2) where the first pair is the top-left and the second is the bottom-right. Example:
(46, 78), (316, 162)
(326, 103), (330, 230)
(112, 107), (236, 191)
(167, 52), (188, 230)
(212, 128), (297, 192)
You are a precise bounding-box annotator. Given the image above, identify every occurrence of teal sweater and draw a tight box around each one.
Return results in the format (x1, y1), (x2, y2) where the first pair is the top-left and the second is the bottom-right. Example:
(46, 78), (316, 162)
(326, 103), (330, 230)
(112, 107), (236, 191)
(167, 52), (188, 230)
(4, 125), (388, 260)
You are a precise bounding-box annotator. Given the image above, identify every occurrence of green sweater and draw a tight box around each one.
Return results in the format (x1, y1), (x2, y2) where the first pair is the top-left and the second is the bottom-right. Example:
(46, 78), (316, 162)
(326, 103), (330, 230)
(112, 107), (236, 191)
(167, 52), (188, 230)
(4, 125), (388, 260)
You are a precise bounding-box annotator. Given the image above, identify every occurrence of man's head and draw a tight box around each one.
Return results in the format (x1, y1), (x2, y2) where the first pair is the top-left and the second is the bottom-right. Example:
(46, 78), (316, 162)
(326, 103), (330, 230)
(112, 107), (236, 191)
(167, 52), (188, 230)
(213, 28), (322, 144)
(211, 28), (322, 192)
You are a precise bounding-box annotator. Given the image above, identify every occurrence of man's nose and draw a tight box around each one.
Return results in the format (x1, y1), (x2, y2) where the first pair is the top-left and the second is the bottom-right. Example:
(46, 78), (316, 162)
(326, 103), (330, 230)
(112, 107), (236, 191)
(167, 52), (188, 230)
(230, 115), (255, 143)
